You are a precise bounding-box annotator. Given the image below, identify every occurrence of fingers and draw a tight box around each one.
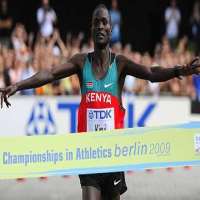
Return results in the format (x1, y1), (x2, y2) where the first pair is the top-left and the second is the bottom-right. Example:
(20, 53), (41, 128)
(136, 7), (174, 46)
(191, 57), (200, 69)
(0, 86), (13, 108)
(4, 95), (11, 108)
(0, 92), (11, 108)
(191, 57), (199, 65)
(3, 92), (10, 107)
(0, 93), (3, 108)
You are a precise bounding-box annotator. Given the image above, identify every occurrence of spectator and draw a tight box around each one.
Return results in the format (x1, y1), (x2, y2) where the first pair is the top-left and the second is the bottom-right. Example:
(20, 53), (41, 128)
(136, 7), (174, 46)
(0, 0), (13, 47)
(68, 33), (84, 95)
(111, 41), (122, 55)
(3, 48), (13, 86)
(0, 15), (196, 98)
(0, 54), (5, 88)
(37, 0), (57, 39)
(81, 37), (94, 53)
(165, 0), (181, 50)
(189, 0), (200, 54)
(20, 58), (35, 95)
(11, 23), (29, 63)
(109, 0), (121, 45)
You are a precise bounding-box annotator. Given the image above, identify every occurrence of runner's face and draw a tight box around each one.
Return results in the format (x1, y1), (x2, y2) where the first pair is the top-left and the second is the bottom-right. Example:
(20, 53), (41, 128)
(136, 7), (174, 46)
(92, 8), (111, 48)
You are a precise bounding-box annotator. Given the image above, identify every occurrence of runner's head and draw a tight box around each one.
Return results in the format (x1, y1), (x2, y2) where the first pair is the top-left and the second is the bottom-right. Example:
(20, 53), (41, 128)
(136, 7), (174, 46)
(91, 4), (112, 48)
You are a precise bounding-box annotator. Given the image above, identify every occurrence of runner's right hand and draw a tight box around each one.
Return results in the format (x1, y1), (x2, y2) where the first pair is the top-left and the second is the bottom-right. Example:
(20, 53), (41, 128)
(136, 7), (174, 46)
(0, 84), (18, 108)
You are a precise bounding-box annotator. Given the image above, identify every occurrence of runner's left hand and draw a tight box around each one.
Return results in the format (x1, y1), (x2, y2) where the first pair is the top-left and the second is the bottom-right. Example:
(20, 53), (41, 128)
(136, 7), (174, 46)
(177, 57), (200, 77)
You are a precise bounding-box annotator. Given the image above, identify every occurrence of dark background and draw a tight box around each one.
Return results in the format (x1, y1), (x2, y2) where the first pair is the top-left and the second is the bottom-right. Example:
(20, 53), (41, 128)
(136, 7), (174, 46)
(7, 0), (196, 53)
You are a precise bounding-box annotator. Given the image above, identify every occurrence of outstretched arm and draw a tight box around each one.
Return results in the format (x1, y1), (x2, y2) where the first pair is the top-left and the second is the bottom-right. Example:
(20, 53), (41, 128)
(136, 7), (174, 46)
(118, 55), (200, 82)
(0, 53), (85, 108)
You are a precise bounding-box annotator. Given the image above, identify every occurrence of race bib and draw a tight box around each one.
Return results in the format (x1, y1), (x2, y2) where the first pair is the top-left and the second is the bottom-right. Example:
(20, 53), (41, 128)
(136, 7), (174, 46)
(87, 108), (114, 132)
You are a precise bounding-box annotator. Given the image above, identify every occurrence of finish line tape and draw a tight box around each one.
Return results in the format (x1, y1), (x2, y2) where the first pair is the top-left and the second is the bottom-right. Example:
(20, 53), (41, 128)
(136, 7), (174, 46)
(0, 122), (200, 179)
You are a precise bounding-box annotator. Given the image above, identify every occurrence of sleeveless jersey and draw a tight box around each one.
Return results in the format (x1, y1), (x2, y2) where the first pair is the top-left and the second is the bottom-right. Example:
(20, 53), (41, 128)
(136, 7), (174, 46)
(78, 53), (125, 133)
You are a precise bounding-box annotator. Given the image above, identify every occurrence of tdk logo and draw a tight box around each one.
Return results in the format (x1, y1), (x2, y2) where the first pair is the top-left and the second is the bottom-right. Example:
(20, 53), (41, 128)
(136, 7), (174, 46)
(89, 110), (112, 119)
(26, 101), (56, 135)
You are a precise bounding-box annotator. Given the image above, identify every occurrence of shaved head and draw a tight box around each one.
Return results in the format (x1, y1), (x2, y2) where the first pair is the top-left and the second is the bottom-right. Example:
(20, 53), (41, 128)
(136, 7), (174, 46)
(92, 4), (111, 25)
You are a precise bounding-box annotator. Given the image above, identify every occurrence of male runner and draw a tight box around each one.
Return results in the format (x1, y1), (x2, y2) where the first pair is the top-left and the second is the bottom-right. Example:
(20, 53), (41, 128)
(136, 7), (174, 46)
(1, 4), (200, 200)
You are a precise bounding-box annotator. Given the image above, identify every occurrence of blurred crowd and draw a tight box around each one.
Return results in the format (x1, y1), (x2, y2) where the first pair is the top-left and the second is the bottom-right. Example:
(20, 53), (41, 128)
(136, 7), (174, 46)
(0, 0), (199, 101)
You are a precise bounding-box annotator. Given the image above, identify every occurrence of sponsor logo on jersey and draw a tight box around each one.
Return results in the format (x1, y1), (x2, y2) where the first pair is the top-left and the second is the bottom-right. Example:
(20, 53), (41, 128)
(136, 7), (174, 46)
(87, 108), (114, 131)
(104, 83), (113, 88)
(88, 109), (112, 120)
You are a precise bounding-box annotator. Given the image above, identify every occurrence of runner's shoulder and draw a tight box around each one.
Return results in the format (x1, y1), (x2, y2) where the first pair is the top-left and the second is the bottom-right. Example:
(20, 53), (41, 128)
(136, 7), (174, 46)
(69, 53), (88, 69)
(116, 54), (129, 65)
(115, 54), (129, 72)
